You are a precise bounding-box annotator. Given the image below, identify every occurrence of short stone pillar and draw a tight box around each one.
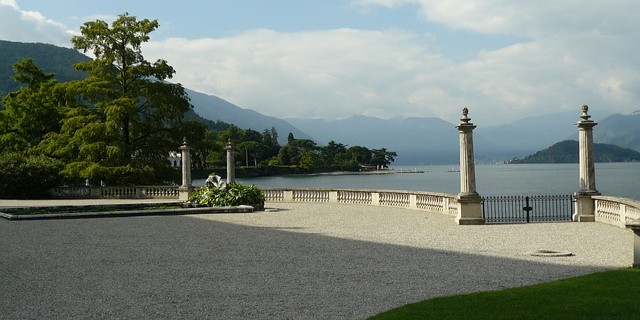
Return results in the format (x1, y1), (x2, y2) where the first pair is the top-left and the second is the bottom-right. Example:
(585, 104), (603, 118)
(626, 225), (640, 268)
(178, 137), (193, 201)
(225, 139), (236, 184)
(455, 108), (484, 225)
(572, 105), (600, 222)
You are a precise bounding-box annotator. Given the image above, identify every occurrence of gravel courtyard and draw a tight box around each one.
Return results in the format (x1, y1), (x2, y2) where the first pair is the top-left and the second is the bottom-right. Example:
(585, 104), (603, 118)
(0, 202), (633, 319)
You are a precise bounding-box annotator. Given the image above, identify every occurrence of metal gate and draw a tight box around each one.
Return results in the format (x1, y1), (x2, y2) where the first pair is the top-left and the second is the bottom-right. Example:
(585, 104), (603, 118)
(482, 195), (575, 224)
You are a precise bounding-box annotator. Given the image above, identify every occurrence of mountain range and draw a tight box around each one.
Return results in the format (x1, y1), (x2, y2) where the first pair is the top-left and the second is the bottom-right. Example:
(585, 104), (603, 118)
(1, 40), (639, 165)
(186, 88), (312, 144)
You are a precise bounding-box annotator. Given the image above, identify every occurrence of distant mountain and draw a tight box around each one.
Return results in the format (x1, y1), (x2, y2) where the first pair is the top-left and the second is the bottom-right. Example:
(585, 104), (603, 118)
(287, 115), (462, 165)
(507, 140), (640, 163)
(0, 40), (90, 96)
(0, 40), (310, 144)
(186, 89), (312, 144)
(476, 109), (614, 159)
(287, 109), (624, 165)
(568, 112), (640, 152)
(4, 40), (638, 165)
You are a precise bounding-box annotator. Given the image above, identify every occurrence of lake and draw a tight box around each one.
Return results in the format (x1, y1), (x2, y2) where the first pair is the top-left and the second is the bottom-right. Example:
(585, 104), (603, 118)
(196, 163), (640, 200)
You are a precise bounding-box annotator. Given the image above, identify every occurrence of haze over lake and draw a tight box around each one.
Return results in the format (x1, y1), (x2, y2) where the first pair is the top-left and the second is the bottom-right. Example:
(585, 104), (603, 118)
(196, 163), (640, 200)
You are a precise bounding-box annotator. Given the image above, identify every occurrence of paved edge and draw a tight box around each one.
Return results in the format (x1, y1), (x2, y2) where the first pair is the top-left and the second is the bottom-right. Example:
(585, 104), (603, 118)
(0, 203), (255, 220)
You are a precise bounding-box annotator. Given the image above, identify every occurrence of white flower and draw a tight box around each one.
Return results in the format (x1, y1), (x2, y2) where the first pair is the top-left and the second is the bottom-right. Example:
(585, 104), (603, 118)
(204, 174), (227, 189)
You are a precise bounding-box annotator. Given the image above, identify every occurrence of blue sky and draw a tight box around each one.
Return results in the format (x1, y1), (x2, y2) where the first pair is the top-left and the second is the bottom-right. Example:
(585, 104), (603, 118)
(1, 0), (639, 125)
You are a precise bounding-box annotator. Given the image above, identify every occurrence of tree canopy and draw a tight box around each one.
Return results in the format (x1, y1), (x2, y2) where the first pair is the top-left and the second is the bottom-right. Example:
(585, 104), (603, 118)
(60, 13), (198, 183)
(0, 13), (212, 186)
(0, 13), (398, 196)
(212, 126), (397, 173)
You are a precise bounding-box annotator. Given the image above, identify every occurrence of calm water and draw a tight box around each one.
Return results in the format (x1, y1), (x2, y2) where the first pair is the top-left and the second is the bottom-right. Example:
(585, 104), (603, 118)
(197, 163), (640, 200)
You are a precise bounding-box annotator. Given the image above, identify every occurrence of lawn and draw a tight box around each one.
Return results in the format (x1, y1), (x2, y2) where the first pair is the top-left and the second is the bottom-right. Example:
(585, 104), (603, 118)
(370, 268), (640, 319)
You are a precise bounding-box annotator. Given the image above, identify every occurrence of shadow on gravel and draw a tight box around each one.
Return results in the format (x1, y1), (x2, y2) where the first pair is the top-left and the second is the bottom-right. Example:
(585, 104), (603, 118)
(0, 215), (606, 319)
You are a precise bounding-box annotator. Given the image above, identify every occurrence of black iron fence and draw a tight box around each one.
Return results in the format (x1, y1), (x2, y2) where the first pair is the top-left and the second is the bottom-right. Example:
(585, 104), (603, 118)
(482, 195), (574, 224)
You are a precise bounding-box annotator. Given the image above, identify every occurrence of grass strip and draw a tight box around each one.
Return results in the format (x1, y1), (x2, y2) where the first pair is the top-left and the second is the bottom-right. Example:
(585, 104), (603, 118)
(370, 268), (640, 320)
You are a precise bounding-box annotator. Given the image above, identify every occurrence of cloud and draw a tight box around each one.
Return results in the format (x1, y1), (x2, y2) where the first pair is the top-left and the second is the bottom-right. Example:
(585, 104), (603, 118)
(144, 10), (640, 125)
(0, 0), (73, 47)
(144, 29), (464, 121)
(2, 0), (639, 126)
(356, 0), (640, 38)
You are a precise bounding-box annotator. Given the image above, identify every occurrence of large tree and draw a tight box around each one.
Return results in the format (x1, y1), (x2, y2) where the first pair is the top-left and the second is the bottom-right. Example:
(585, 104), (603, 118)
(0, 59), (66, 197)
(0, 58), (63, 153)
(43, 13), (193, 184)
(370, 148), (397, 167)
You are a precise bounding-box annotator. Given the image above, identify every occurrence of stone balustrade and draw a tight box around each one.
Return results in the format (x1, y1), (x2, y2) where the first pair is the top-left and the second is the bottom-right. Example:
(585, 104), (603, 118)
(262, 188), (459, 216)
(51, 186), (180, 199)
(593, 196), (640, 228)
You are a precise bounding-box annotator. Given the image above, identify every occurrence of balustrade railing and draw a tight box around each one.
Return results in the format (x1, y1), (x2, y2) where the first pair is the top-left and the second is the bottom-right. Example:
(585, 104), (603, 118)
(379, 192), (411, 207)
(337, 190), (372, 205)
(51, 186), (180, 199)
(593, 196), (640, 227)
(293, 189), (330, 202)
(262, 188), (459, 216)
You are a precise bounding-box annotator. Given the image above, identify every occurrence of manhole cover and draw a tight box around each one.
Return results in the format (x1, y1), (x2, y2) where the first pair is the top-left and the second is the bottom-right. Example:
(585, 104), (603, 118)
(528, 250), (573, 257)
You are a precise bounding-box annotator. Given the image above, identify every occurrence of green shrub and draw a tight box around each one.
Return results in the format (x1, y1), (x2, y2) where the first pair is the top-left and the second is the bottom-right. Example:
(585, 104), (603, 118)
(188, 180), (265, 208)
(0, 153), (64, 199)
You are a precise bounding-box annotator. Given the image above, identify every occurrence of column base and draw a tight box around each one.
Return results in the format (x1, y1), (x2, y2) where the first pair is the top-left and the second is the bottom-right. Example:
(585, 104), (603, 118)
(178, 186), (194, 201)
(572, 192), (598, 222)
(456, 195), (484, 225)
(455, 217), (485, 225)
(572, 213), (595, 222)
(627, 227), (640, 268)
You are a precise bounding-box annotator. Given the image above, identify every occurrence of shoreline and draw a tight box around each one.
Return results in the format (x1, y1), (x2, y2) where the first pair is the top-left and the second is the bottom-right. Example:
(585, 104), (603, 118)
(282, 168), (428, 177)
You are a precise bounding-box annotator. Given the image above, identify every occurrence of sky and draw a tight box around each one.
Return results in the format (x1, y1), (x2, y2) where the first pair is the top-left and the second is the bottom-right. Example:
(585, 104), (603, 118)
(1, 0), (639, 126)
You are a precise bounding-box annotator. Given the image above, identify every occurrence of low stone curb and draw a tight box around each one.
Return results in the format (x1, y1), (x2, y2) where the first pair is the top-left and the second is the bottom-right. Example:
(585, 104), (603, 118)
(0, 203), (255, 220)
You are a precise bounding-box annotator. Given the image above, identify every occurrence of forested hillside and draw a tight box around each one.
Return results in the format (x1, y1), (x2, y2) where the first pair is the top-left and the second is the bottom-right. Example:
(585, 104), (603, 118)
(507, 140), (640, 163)
(0, 40), (90, 96)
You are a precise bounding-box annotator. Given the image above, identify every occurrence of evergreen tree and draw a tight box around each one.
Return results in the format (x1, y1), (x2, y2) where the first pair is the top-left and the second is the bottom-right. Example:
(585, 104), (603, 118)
(0, 58), (63, 153)
(38, 13), (193, 184)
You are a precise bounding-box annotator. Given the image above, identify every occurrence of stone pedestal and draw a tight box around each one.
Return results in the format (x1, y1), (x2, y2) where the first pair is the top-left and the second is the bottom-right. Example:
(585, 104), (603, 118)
(456, 196), (484, 225)
(456, 108), (484, 225)
(572, 105), (600, 222)
(627, 225), (640, 268)
(573, 194), (596, 222)
(225, 139), (236, 184)
(179, 137), (193, 200)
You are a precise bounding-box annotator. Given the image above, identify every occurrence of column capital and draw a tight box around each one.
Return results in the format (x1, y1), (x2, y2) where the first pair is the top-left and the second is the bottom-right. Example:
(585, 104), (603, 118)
(456, 107), (477, 131)
(576, 105), (598, 128)
(179, 136), (190, 151)
(225, 138), (235, 151)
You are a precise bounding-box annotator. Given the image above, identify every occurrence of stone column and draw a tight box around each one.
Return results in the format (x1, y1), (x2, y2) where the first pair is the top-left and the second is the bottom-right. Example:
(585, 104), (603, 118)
(178, 137), (193, 201)
(628, 226), (640, 268)
(225, 139), (236, 184)
(573, 105), (600, 222)
(455, 108), (484, 225)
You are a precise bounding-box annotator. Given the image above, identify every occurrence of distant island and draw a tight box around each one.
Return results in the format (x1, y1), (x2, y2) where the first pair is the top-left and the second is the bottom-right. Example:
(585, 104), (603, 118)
(506, 140), (640, 164)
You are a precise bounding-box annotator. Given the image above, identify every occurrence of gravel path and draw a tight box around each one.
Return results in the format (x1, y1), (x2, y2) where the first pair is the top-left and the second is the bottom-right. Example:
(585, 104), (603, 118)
(0, 202), (633, 319)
